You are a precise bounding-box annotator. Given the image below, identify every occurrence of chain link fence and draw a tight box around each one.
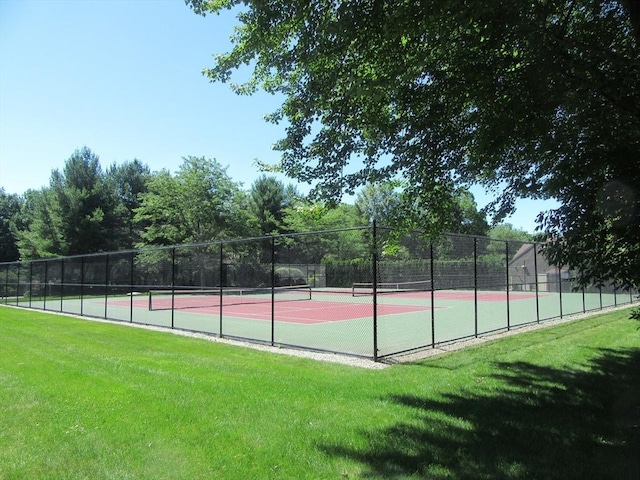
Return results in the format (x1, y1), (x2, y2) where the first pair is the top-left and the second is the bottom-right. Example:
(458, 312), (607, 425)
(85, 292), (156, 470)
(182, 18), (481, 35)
(1, 226), (637, 360)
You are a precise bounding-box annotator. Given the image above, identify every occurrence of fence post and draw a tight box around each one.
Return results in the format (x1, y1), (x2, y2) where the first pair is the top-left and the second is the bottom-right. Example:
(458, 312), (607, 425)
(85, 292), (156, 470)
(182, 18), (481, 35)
(28, 262), (32, 307)
(17, 263), (22, 306)
(372, 220), (378, 362)
(130, 251), (135, 323)
(104, 254), (110, 319)
(430, 243), (435, 348)
(271, 236), (276, 347)
(3, 264), (8, 304)
(534, 243), (540, 323)
(219, 242), (224, 338)
(558, 265), (563, 318)
(80, 256), (85, 316)
(44, 260), (48, 310)
(505, 241), (510, 331)
(60, 258), (65, 312)
(170, 247), (176, 329)
(474, 237), (478, 338)
(599, 285), (603, 309)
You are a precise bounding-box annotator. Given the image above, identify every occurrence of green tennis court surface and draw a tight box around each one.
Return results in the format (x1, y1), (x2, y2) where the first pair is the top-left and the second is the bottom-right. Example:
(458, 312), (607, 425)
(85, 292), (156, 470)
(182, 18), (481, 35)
(18, 287), (629, 358)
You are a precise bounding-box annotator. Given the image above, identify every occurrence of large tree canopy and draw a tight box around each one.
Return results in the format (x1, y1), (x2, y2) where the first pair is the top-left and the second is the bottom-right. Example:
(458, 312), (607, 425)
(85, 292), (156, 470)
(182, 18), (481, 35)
(134, 156), (253, 246)
(16, 147), (120, 258)
(12, 148), (154, 260)
(187, 0), (640, 289)
(248, 175), (298, 235)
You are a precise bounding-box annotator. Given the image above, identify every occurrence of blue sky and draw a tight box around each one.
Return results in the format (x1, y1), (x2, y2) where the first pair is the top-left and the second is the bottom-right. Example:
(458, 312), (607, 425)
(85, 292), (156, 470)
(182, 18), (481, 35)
(0, 0), (556, 232)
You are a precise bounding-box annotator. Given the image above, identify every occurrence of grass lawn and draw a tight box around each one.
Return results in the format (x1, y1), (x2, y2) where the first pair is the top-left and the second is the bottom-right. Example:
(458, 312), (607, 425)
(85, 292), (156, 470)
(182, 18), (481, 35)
(1, 306), (638, 479)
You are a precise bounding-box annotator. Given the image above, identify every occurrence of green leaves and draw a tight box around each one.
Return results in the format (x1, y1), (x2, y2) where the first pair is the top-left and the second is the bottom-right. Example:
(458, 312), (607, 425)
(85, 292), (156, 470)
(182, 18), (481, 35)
(0, 189), (21, 262)
(13, 148), (119, 258)
(188, 0), (640, 289)
(134, 156), (250, 247)
(248, 175), (294, 235)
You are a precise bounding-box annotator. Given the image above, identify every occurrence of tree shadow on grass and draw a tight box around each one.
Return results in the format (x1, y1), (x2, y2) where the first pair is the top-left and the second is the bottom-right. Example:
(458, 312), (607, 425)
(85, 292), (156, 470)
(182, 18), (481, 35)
(322, 347), (640, 479)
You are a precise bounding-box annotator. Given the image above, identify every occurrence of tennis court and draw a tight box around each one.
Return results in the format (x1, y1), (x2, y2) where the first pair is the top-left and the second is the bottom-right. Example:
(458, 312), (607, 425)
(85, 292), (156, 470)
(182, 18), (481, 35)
(2, 227), (638, 360)
(20, 283), (623, 358)
(119, 287), (432, 325)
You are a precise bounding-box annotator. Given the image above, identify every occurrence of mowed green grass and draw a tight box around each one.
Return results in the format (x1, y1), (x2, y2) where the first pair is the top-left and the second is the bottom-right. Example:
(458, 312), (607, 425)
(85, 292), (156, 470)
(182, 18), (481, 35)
(1, 306), (638, 480)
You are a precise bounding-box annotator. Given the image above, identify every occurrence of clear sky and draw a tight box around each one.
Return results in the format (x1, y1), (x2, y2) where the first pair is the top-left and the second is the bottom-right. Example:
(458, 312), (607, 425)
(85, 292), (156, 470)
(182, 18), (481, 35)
(0, 0), (556, 233)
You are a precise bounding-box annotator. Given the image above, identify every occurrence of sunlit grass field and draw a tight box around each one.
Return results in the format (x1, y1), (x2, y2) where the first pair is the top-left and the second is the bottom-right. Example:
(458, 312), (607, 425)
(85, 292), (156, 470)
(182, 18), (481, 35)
(1, 306), (638, 479)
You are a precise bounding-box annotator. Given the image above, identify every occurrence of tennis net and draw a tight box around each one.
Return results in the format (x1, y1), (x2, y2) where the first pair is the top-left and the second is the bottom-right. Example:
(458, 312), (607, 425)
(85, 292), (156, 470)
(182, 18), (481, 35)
(148, 284), (312, 311)
(352, 280), (432, 297)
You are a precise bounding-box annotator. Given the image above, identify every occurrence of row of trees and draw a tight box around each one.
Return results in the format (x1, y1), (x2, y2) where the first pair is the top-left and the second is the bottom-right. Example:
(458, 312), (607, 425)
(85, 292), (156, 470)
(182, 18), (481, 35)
(0, 147), (531, 263)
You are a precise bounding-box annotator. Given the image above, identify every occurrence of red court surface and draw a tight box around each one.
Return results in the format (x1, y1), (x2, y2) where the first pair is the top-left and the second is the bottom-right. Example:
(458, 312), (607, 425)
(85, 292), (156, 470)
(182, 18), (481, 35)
(222, 301), (431, 324)
(108, 289), (538, 325)
(112, 297), (432, 325)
